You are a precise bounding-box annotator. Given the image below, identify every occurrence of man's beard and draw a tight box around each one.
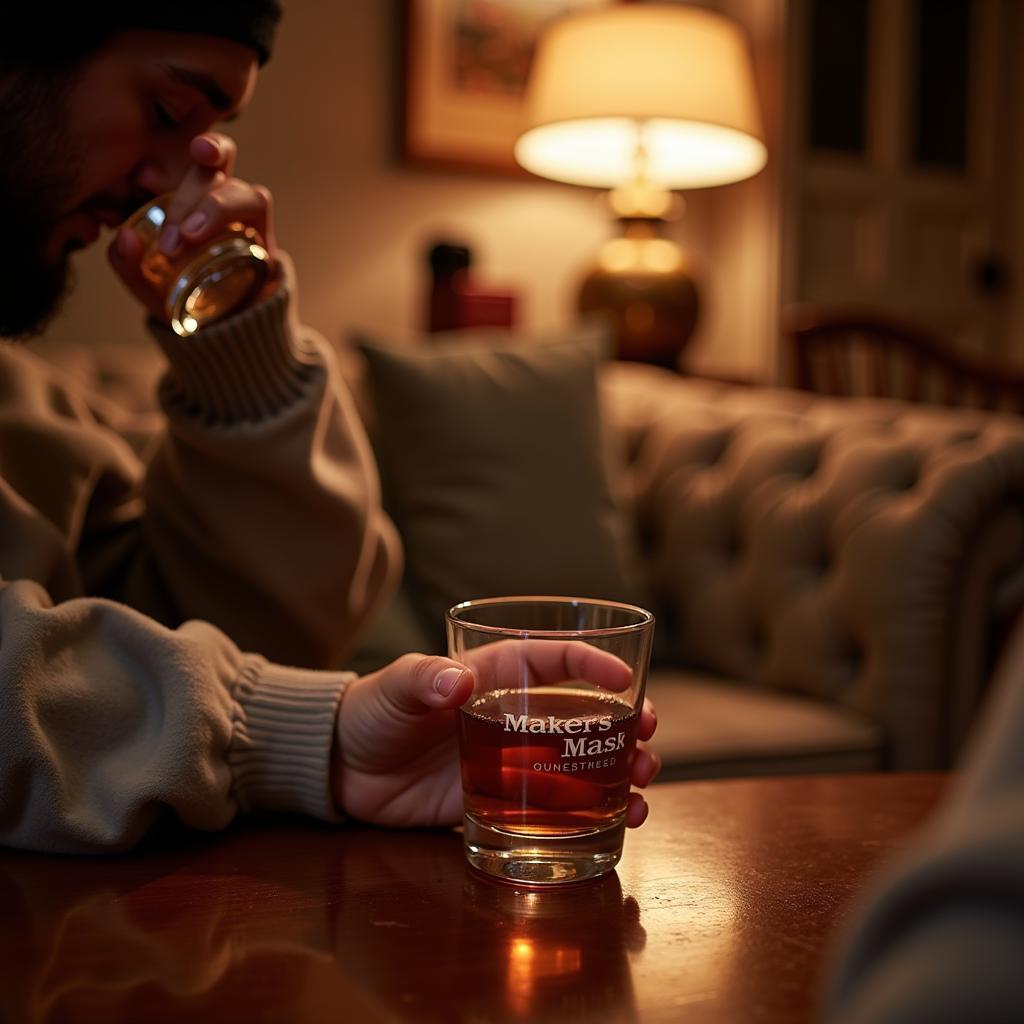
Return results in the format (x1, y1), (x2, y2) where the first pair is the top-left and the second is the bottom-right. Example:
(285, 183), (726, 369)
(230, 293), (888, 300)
(0, 67), (80, 340)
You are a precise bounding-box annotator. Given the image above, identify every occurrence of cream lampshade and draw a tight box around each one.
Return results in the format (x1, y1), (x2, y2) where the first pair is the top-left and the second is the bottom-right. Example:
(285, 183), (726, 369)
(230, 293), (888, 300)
(514, 3), (767, 367)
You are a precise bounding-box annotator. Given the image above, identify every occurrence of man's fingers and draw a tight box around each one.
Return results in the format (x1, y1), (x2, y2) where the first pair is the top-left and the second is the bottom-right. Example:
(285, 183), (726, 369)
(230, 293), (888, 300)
(630, 744), (660, 788)
(190, 132), (237, 174)
(161, 136), (235, 230)
(637, 698), (657, 742)
(625, 792), (649, 828)
(374, 653), (475, 715)
(467, 639), (634, 693)
(560, 641), (633, 691)
(159, 166), (226, 248)
(177, 180), (273, 248)
(250, 184), (276, 251)
(159, 178), (274, 262)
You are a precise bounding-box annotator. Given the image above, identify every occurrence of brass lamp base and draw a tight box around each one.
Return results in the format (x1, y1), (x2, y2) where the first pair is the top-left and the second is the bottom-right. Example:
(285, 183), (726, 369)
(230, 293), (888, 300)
(578, 217), (700, 369)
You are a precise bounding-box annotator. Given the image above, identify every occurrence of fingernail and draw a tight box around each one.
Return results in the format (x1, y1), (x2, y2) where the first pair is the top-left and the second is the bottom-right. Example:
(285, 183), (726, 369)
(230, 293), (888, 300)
(158, 224), (180, 255)
(182, 211), (207, 234)
(433, 667), (465, 697)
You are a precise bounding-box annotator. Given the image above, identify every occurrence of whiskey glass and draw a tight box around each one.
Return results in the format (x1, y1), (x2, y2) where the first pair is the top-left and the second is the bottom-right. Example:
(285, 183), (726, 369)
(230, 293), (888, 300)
(127, 195), (271, 336)
(448, 596), (654, 885)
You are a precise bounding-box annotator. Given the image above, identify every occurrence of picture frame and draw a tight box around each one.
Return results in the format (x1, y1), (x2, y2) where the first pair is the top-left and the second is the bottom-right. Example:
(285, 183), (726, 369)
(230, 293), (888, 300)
(400, 0), (612, 176)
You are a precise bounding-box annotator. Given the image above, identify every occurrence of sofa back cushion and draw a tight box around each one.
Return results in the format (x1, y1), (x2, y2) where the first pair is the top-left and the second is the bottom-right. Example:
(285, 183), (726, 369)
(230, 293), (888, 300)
(627, 383), (1024, 767)
(352, 328), (649, 647)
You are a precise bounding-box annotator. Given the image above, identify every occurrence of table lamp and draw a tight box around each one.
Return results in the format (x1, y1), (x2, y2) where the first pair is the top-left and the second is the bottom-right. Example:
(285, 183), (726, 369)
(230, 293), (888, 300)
(514, 2), (767, 367)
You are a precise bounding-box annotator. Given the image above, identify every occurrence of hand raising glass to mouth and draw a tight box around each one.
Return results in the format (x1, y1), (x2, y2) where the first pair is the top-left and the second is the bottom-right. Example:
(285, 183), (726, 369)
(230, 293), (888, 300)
(110, 133), (276, 335)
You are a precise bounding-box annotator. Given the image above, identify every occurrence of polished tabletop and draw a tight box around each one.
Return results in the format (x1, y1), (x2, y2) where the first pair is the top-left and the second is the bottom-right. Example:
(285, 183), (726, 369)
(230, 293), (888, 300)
(0, 773), (946, 1024)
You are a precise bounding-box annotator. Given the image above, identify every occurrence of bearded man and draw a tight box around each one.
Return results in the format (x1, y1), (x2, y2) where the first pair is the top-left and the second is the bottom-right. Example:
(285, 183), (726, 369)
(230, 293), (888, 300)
(0, 4), (659, 852)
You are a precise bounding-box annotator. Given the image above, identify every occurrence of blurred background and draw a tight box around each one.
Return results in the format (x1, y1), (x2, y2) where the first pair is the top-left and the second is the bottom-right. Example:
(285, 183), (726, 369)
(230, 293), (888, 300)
(43, 0), (1024, 385)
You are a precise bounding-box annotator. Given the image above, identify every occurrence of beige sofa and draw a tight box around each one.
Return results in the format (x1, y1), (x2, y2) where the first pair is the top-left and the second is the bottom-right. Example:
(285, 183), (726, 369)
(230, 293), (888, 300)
(600, 363), (1024, 777)
(32, 331), (1024, 780)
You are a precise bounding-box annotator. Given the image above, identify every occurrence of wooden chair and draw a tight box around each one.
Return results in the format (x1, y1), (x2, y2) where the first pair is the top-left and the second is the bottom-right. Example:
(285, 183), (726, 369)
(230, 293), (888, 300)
(782, 304), (1024, 413)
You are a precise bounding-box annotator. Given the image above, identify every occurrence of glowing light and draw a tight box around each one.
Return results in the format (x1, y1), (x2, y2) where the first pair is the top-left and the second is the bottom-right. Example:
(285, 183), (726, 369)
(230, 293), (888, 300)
(515, 5), (767, 190)
(516, 118), (767, 190)
(598, 238), (684, 275)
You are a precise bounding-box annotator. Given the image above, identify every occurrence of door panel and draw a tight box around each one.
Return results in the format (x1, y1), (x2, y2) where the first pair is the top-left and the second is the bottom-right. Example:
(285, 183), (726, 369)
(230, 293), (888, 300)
(783, 0), (1017, 365)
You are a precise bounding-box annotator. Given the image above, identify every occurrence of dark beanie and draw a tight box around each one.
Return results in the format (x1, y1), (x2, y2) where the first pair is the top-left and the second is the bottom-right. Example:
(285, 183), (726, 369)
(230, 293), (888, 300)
(2, 2), (283, 66)
(115, 2), (283, 65)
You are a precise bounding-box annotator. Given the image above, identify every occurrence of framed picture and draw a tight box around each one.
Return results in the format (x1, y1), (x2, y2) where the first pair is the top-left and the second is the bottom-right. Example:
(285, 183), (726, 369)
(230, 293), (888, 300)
(400, 0), (611, 176)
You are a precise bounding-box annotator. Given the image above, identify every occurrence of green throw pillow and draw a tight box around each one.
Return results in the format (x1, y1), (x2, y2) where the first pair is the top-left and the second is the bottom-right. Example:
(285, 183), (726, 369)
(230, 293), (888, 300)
(350, 325), (649, 648)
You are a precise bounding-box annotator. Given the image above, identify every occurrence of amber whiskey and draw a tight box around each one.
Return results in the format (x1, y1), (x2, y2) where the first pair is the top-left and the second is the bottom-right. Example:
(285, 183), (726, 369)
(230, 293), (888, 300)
(459, 687), (639, 837)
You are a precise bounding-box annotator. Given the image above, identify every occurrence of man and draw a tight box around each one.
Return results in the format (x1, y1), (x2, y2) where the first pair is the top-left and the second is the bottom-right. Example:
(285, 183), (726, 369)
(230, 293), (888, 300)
(0, 4), (659, 852)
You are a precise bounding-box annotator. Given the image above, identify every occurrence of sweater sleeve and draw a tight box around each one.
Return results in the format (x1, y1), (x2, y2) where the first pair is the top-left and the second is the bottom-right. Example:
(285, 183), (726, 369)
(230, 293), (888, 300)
(0, 578), (348, 853)
(81, 255), (401, 670)
(824, 625), (1024, 1023)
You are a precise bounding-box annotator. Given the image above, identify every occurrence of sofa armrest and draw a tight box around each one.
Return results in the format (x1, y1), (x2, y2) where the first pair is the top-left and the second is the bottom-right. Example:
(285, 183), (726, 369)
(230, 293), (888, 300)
(620, 381), (1024, 769)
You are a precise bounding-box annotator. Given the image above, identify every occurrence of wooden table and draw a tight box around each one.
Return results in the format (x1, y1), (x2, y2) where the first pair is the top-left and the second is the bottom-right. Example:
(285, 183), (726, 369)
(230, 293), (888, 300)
(0, 773), (945, 1024)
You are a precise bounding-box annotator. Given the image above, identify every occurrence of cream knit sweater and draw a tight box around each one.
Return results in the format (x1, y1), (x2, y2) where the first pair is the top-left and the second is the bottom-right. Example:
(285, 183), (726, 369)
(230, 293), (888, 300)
(0, 264), (400, 852)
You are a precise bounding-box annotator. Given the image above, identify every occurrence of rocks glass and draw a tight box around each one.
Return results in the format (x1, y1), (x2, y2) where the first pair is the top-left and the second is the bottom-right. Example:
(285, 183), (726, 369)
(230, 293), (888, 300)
(448, 596), (654, 885)
(127, 194), (270, 336)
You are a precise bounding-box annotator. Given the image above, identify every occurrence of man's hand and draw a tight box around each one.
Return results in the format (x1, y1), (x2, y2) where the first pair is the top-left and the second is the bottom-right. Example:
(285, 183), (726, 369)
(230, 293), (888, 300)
(333, 649), (660, 829)
(108, 132), (278, 322)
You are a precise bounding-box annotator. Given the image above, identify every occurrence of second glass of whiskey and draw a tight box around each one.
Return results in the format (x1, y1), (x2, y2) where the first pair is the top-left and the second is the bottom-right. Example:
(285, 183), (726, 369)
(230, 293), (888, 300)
(448, 596), (654, 885)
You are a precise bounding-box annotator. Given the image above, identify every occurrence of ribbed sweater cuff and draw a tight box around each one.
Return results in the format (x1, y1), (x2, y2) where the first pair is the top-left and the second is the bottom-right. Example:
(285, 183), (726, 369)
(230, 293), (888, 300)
(148, 257), (318, 424)
(228, 658), (352, 822)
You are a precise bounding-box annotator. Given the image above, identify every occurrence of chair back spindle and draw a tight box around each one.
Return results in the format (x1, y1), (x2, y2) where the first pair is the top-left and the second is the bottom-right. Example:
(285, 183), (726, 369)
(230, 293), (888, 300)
(783, 305), (1024, 413)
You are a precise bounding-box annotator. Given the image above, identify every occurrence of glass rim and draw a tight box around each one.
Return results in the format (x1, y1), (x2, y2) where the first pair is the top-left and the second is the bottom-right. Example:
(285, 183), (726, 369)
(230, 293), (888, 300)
(446, 595), (654, 639)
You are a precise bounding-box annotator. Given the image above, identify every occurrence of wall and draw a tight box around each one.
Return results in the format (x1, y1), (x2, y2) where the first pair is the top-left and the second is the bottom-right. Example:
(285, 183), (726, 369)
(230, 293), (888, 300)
(43, 0), (785, 381)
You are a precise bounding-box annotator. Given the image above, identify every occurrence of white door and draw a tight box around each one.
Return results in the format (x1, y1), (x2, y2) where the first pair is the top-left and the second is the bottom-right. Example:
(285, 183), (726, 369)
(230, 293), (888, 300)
(781, 0), (1020, 366)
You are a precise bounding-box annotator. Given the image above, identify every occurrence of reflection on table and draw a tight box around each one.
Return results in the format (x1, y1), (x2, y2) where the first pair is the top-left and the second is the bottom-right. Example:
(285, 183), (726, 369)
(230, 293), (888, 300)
(0, 775), (945, 1024)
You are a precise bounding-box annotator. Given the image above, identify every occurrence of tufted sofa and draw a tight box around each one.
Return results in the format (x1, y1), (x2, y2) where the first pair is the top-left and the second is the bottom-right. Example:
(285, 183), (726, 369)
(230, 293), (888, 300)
(28, 333), (1024, 780)
(602, 363), (1024, 777)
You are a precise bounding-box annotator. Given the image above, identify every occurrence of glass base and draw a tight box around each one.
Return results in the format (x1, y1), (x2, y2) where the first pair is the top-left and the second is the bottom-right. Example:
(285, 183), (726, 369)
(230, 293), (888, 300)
(463, 811), (625, 885)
